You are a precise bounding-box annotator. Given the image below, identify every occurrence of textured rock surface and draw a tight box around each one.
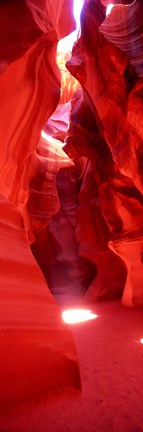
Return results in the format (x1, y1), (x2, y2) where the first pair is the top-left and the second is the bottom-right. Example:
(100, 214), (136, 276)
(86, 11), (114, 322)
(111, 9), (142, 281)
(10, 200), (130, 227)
(0, 32), (61, 208)
(65, 89), (127, 301)
(0, 0), (75, 207)
(44, 102), (71, 142)
(30, 143), (96, 296)
(0, 194), (80, 415)
(0, 0), (80, 415)
(1, 0), (143, 416)
(0, 0), (42, 74)
(100, 0), (143, 77)
(65, 0), (143, 306)
(25, 134), (74, 238)
(26, 0), (75, 39)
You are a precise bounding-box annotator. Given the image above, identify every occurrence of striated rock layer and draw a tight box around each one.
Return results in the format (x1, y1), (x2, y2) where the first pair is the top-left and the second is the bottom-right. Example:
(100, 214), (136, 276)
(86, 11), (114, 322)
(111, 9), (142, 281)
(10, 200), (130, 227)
(65, 0), (143, 306)
(29, 135), (96, 296)
(1, 0), (143, 415)
(0, 0), (81, 415)
(0, 32), (61, 208)
(0, 194), (80, 415)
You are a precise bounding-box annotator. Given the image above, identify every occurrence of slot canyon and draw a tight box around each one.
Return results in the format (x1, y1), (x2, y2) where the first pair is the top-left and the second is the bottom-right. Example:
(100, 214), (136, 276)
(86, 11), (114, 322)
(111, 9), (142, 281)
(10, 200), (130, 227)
(0, 1), (143, 431)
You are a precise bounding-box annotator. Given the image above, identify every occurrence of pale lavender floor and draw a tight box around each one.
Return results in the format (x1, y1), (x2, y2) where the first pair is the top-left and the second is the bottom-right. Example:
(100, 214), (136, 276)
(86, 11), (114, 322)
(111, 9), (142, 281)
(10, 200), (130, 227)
(1, 300), (143, 432)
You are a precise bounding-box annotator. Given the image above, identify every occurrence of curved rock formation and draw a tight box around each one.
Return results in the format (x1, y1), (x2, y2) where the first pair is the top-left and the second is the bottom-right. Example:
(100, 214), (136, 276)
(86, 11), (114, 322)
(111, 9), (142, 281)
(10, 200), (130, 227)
(30, 137), (96, 296)
(65, 89), (127, 301)
(1, 0), (143, 416)
(0, 32), (61, 208)
(100, 0), (143, 77)
(65, 0), (143, 306)
(0, 194), (80, 415)
(0, 0), (42, 74)
(0, 0), (80, 415)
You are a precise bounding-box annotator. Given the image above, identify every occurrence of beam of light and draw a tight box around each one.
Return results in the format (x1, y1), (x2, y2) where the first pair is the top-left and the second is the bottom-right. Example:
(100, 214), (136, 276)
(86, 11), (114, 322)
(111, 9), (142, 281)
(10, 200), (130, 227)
(57, 0), (84, 53)
(62, 309), (98, 324)
(73, 0), (84, 31)
(57, 32), (77, 53)
(106, 3), (114, 15)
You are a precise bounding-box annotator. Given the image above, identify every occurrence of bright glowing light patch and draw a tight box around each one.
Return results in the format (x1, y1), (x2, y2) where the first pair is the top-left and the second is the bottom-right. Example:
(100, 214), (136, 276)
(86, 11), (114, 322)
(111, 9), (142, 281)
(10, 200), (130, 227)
(62, 309), (98, 324)
(73, 0), (84, 30)
(106, 3), (114, 16)
(41, 130), (64, 147)
(57, 0), (84, 53)
(41, 130), (51, 141)
(140, 338), (143, 344)
(57, 32), (77, 53)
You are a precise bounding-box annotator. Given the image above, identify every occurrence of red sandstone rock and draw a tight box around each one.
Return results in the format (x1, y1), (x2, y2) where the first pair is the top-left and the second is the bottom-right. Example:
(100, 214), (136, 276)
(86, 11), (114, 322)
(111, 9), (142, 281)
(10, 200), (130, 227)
(0, 0), (75, 75)
(0, 0), (80, 414)
(1, 1), (143, 419)
(64, 80), (143, 306)
(27, 0), (75, 38)
(75, 158), (126, 302)
(100, 0), (143, 79)
(0, 0), (42, 74)
(0, 194), (80, 415)
(0, 32), (61, 208)
(44, 102), (71, 142)
(30, 157), (96, 296)
(64, 5), (143, 303)
(0, 0), (76, 208)
(25, 134), (74, 239)
(65, 90), (126, 301)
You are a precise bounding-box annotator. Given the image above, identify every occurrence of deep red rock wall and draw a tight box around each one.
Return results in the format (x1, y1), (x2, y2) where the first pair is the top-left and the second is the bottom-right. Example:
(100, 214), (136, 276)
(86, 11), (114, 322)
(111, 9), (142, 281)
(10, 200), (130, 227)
(0, 194), (80, 415)
(65, 0), (143, 306)
(0, 0), (81, 415)
(0, 0), (143, 413)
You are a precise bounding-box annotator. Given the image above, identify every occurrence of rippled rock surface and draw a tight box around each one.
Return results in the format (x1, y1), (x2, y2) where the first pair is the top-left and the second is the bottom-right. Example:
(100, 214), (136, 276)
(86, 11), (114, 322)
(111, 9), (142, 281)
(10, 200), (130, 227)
(0, 194), (80, 415)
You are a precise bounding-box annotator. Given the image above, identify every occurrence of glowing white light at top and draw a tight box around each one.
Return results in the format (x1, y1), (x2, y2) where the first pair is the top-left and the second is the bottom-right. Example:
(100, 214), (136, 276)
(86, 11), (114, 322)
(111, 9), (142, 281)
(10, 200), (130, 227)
(73, 0), (84, 31)
(106, 3), (114, 16)
(57, 0), (84, 53)
(62, 309), (98, 324)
